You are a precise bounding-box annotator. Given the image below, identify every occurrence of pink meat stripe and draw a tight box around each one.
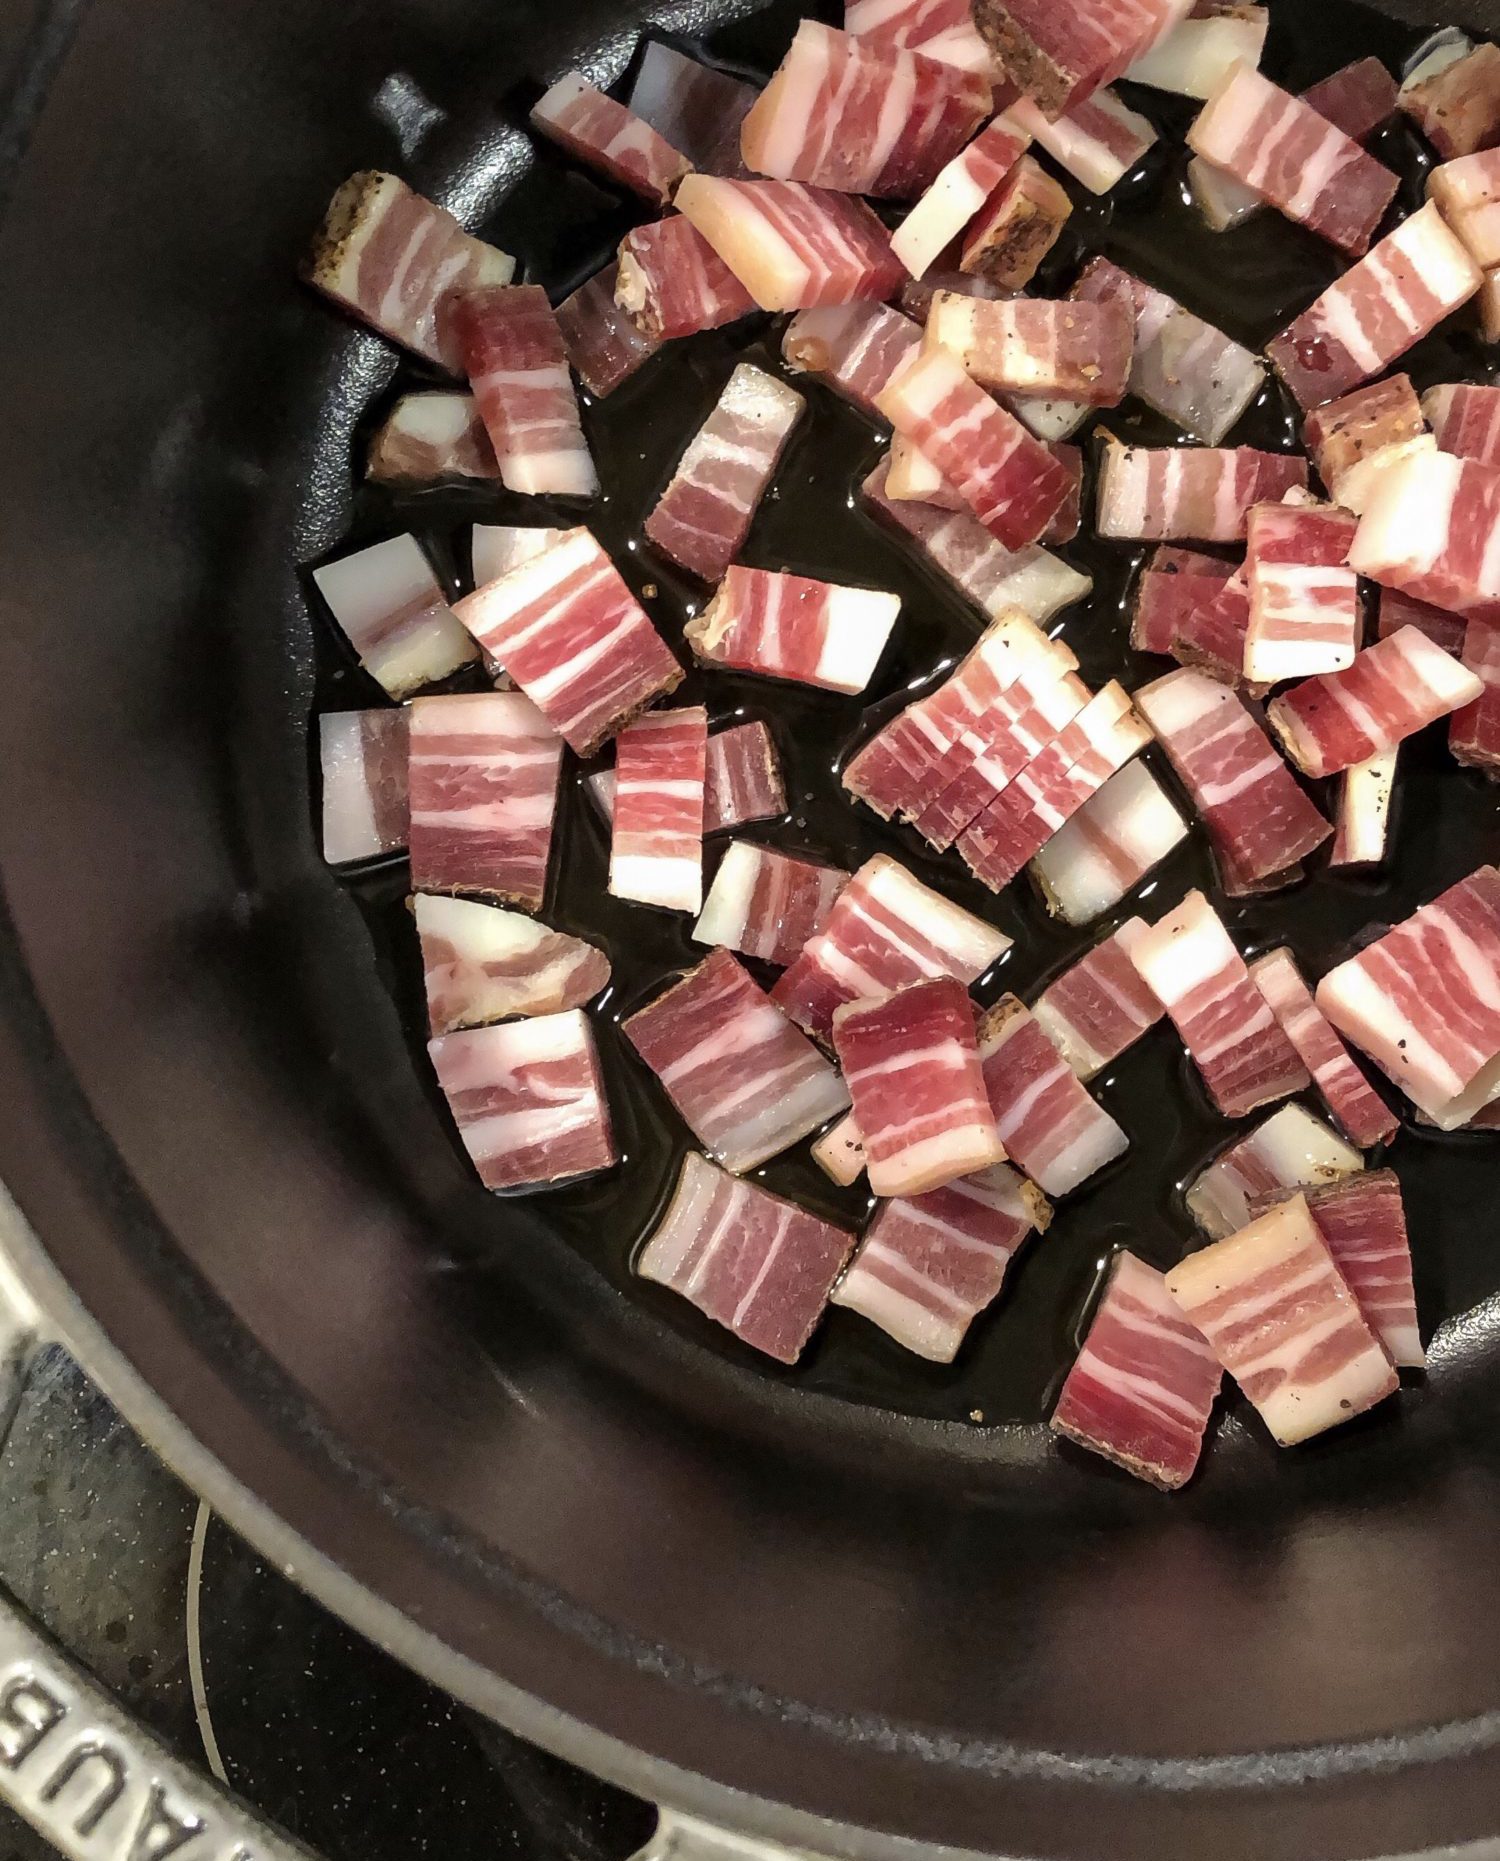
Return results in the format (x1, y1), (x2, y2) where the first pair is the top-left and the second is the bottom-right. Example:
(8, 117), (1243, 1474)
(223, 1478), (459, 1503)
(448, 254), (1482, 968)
(1097, 439), (1308, 542)
(1302, 374), (1434, 514)
(741, 21), (992, 199)
(1300, 1172), (1424, 1369)
(1130, 547), (1237, 655)
(890, 117), (1031, 277)
(1351, 448), (1500, 619)
(693, 841), (849, 969)
(312, 533), (478, 700)
(1243, 498), (1361, 684)
(687, 567), (901, 695)
(636, 1152), (855, 1364)
(319, 709), (409, 866)
(1029, 760), (1189, 927)
(1250, 948), (1400, 1150)
(428, 1009), (615, 1191)
(969, 0), (1192, 118)
(924, 293), (1134, 404)
(1051, 1252), (1222, 1490)
(1422, 382), (1500, 467)
(609, 707), (708, 914)
(531, 72), (692, 206)
(831, 1163), (1050, 1362)
(624, 948), (849, 1173)
(1032, 920), (1164, 1080)
(675, 175), (906, 311)
(627, 41), (758, 177)
(1170, 562), (1254, 689)
(367, 393), (499, 484)
(1451, 619), (1500, 775)
(556, 264), (664, 400)
(1127, 890), (1310, 1118)
(455, 529), (683, 757)
(977, 996), (1128, 1198)
(783, 302), (922, 421)
(833, 977), (1005, 1198)
(1185, 1104), (1365, 1241)
(453, 286), (597, 499)
(415, 895), (611, 1037)
(406, 692), (563, 911)
(615, 217), (758, 341)
(1007, 88), (1158, 196)
(843, 0), (999, 73)
(1166, 1195), (1398, 1447)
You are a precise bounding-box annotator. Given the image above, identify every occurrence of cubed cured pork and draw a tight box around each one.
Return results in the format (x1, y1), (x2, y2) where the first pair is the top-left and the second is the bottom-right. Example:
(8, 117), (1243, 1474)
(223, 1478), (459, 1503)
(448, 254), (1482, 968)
(1127, 890), (1310, 1117)
(1250, 947), (1399, 1149)
(304, 171), (515, 373)
(925, 293), (1133, 404)
(1051, 1252), (1223, 1490)
(312, 534), (478, 699)
(609, 708), (708, 913)
(675, 175), (905, 311)
(414, 895), (611, 1034)
(1399, 39), (1500, 160)
(407, 693), (563, 911)
(429, 1010), (615, 1191)
(693, 841), (849, 968)
(471, 524), (565, 590)
(1169, 561), (1254, 688)
(970, 0), (1192, 119)
(645, 364), (804, 584)
(1133, 668), (1331, 890)
(624, 949), (850, 1173)
(831, 1163), (1050, 1361)
(1243, 497), (1361, 684)
(1032, 919), (1165, 1080)
(367, 392), (498, 484)
(1422, 381), (1500, 467)
(1096, 439), (1308, 543)
(1186, 1104), (1365, 1240)
(977, 996), (1129, 1197)
(1165, 1196), (1398, 1447)
(890, 118), (1031, 278)
(453, 286), (597, 500)
(1451, 619), (1500, 775)
(1296, 1172), (1423, 1369)
(740, 22), (992, 200)
(1351, 449), (1500, 620)
(1005, 89), (1158, 196)
(615, 218), (758, 340)
(687, 568), (901, 696)
(1376, 587), (1469, 656)
(833, 978), (1005, 1198)
(1266, 202), (1481, 411)
(1266, 625), (1485, 779)
(627, 42), (757, 177)
(636, 1152), (854, 1364)
(1302, 374), (1436, 515)
(1125, 4), (1268, 99)
(1029, 760), (1190, 925)
(812, 1110), (866, 1186)
(1187, 64), (1398, 257)
(454, 529), (683, 757)
(959, 156), (1072, 289)
(1130, 547), (1237, 655)
(1316, 864), (1500, 1129)
(843, 0), (998, 73)
(320, 710), (409, 866)
(556, 264), (665, 399)
(590, 723), (786, 835)
(531, 73), (690, 206)
(1331, 748), (1397, 870)
(782, 302), (921, 422)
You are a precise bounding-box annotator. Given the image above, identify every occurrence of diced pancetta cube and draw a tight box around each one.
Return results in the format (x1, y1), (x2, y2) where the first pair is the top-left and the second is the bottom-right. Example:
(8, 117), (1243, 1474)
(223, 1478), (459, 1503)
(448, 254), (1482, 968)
(832, 1163), (1050, 1360)
(312, 534), (478, 699)
(813, 1110), (867, 1186)
(429, 1009), (615, 1191)
(675, 175), (905, 311)
(1422, 381), (1500, 467)
(782, 302), (921, 422)
(1303, 374), (1436, 515)
(1377, 587), (1469, 656)
(319, 709), (408, 866)
(531, 72), (691, 205)
(615, 217), (758, 340)
(453, 286), (597, 499)
(556, 264), (664, 399)
(1051, 1252), (1222, 1490)
(1451, 618), (1500, 775)
(1005, 89), (1158, 196)
(1125, 4), (1268, 99)
(706, 723), (786, 832)
(367, 392), (497, 484)
(1429, 148), (1500, 276)
(1032, 919), (1164, 1080)
(843, 0), (1000, 73)
(1331, 748), (1398, 870)
(1351, 449), (1500, 619)
(687, 568), (900, 696)
(977, 996), (1128, 1197)
(926, 293), (1133, 404)
(1186, 1104), (1365, 1240)
(959, 155), (1072, 289)
(471, 524), (565, 591)
(1303, 55), (1401, 141)
(1029, 759), (1190, 925)
(891, 118), (1031, 277)
(1295, 1172), (1423, 1369)
(609, 708), (707, 914)
(637, 1152), (854, 1363)
(414, 895), (610, 1035)
(1165, 1195), (1398, 1447)
(1097, 438), (1308, 543)
(1130, 546), (1237, 655)
(1399, 38), (1500, 160)
(834, 978), (1005, 1198)
(969, 0), (1192, 119)
(1243, 497), (1361, 683)
(1249, 948), (1399, 1149)
(627, 41), (758, 177)
(693, 841), (849, 968)
(625, 949), (850, 1173)
(1169, 559), (1254, 688)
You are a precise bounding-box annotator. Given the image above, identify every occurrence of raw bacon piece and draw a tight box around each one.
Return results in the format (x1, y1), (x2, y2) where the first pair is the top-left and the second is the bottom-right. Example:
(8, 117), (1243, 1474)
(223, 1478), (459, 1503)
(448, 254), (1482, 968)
(1186, 1105), (1364, 1240)
(304, 171), (515, 373)
(1250, 948), (1400, 1149)
(1030, 760), (1190, 925)
(1429, 149), (1500, 272)
(320, 710), (408, 865)
(1165, 1196), (1398, 1447)
(1032, 920), (1164, 1080)
(1331, 748), (1397, 870)
(890, 118), (1031, 278)
(471, 524), (565, 590)
(813, 1111), (866, 1187)
(1316, 865), (1500, 1129)
(1399, 39), (1500, 160)
(312, 534), (477, 699)
(455, 530), (682, 757)
(645, 365), (804, 584)
(367, 392), (498, 484)
(1170, 561), (1254, 689)
(773, 854), (1010, 1042)
(1266, 202), (1481, 411)
(959, 156), (1072, 289)
(1451, 619), (1500, 775)
(414, 895), (610, 1034)
(844, 0), (998, 73)
(1303, 374), (1435, 515)
(1304, 56), (1401, 142)
(429, 1010), (615, 1191)
(636, 1152), (854, 1364)
(783, 302), (921, 421)
(1125, 4), (1268, 99)
(706, 723), (786, 832)
(627, 42), (757, 178)
(831, 1164), (1050, 1361)
(740, 22), (992, 200)
(1296, 1172), (1423, 1369)
(675, 176), (905, 311)
(556, 265), (664, 399)
(861, 460), (1092, 622)
(1266, 626), (1485, 779)
(687, 568), (900, 696)
(625, 949), (849, 1173)
(970, 0), (1192, 119)
(1006, 90), (1158, 197)
(693, 841), (849, 969)
(1051, 1252), (1222, 1490)
(453, 286), (597, 500)
(615, 218), (758, 340)
(1096, 439), (1308, 543)
(1243, 498), (1361, 684)
(925, 293), (1133, 404)
(407, 693), (562, 911)
(1130, 547), (1237, 655)
(878, 348), (1073, 547)
(1422, 382), (1500, 467)
(1350, 450), (1500, 619)
(1186, 65), (1398, 258)
(609, 708), (707, 914)
(1132, 668), (1332, 889)
(833, 978), (1005, 1198)
(531, 72), (691, 206)
(1376, 587), (1469, 656)
(977, 996), (1128, 1197)
(1127, 890), (1310, 1117)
